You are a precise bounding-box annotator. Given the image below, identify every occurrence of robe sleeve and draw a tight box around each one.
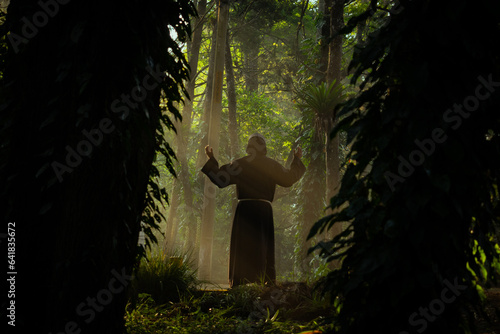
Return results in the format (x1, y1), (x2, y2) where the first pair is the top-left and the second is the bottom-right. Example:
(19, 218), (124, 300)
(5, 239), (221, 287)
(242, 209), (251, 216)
(201, 157), (240, 188)
(272, 156), (306, 187)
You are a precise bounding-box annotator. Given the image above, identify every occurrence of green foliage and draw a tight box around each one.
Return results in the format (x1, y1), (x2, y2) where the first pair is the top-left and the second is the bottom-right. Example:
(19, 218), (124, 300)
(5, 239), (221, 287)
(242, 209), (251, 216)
(138, 0), (196, 259)
(125, 282), (333, 334)
(308, 0), (500, 333)
(231, 0), (297, 37)
(129, 251), (199, 306)
(295, 80), (344, 135)
(150, 0), (403, 286)
(296, 81), (344, 117)
(235, 89), (300, 160)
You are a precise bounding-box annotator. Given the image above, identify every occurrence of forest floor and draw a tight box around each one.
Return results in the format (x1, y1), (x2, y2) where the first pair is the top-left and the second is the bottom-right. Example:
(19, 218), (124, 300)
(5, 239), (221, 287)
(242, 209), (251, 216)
(124, 283), (500, 334)
(125, 281), (332, 334)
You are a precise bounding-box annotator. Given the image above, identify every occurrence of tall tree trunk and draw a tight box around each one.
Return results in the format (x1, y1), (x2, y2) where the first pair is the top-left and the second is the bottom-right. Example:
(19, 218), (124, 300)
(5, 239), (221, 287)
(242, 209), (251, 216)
(164, 114), (183, 254)
(164, 173), (181, 253)
(318, 0), (330, 82)
(325, 0), (343, 86)
(325, 0), (344, 196)
(225, 28), (240, 281)
(178, 0), (207, 258)
(184, 0), (207, 130)
(195, 17), (218, 172)
(198, 0), (229, 281)
(243, 38), (260, 92)
(299, 0), (330, 277)
(238, 21), (261, 92)
(225, 30), (239, 159)
(194, 16), (217, 245)
(325, 0), (344, 268)
(300, 132), (326, 276)
(179, 144), (196, 253)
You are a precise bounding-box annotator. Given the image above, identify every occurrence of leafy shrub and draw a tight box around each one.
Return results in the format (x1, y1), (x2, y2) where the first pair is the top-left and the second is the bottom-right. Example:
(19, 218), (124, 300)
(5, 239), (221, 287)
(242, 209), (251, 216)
(128, 251), (199, 306)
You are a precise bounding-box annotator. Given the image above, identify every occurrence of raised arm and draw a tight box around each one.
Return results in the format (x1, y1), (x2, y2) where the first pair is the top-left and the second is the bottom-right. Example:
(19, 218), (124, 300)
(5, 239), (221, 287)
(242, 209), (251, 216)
(201, 145), (240, 188)
(272, 147), (306, 187)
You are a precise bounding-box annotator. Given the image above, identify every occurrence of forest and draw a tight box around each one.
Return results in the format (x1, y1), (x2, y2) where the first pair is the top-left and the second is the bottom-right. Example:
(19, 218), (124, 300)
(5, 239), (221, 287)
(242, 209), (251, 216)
(1, 0), (500, 333)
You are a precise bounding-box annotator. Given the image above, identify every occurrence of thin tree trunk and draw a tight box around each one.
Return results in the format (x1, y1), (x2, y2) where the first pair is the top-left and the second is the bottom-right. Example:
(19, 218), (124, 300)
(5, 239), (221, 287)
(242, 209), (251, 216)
(243, 41), (260, 92)
(325, 0), (344, 198)
(325, 131), (340, 203)
(318, 0), (330, 82)
(193, 19), (217, 256)
(225, 30), (239, 159)
(164, 152), (182, 254)
(300, 132), (326, 276)
(198, 0), (229, 281)
(325, 0), (344, 269)
(184, 0), (207, 129)
(179, 0), (207, 258)
(195, 17), (218, 172)
(298, 0), (330, 277)
(325, 0), (343, 87)
(225, 28), (240, 279)
(239, 22), (261, 92)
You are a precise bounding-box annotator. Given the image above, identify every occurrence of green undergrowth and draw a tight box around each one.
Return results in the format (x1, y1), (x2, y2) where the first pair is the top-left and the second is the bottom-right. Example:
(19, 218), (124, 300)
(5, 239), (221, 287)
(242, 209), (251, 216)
(125, 282), (334, 334)
(128, 251), (199, 308)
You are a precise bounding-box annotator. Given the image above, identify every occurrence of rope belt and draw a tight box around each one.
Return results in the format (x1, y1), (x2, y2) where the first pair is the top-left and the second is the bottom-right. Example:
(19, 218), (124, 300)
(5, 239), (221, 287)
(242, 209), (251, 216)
(238, 198), (272, 205)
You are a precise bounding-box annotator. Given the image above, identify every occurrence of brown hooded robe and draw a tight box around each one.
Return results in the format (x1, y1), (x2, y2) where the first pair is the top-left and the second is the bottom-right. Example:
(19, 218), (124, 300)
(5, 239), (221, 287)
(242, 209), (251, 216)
(202, 152), (305, 287)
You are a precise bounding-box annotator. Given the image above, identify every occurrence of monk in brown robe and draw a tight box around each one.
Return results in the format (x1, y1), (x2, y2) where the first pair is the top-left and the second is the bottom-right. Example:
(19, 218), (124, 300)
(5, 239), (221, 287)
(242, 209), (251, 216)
(202, 133), (305, 287)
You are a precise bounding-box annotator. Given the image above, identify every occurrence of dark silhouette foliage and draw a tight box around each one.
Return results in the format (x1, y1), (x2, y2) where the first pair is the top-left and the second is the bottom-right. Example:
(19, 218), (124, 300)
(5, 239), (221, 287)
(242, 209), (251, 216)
(309, 0), (500, 333)
(0, 0), (194, 333)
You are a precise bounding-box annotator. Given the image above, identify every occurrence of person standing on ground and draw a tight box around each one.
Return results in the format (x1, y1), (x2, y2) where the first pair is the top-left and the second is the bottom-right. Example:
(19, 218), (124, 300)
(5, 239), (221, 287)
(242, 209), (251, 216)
(202, 133), (306, 287)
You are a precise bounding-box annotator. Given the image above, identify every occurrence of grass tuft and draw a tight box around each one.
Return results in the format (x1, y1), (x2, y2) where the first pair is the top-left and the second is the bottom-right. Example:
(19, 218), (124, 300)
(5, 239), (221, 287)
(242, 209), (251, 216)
(128, 250), (199, 307)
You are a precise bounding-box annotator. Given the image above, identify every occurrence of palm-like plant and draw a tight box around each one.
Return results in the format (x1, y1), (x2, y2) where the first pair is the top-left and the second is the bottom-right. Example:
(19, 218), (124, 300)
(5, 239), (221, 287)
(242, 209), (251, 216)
(294, 80), (345, 275)
(295, 80), (344, 136)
